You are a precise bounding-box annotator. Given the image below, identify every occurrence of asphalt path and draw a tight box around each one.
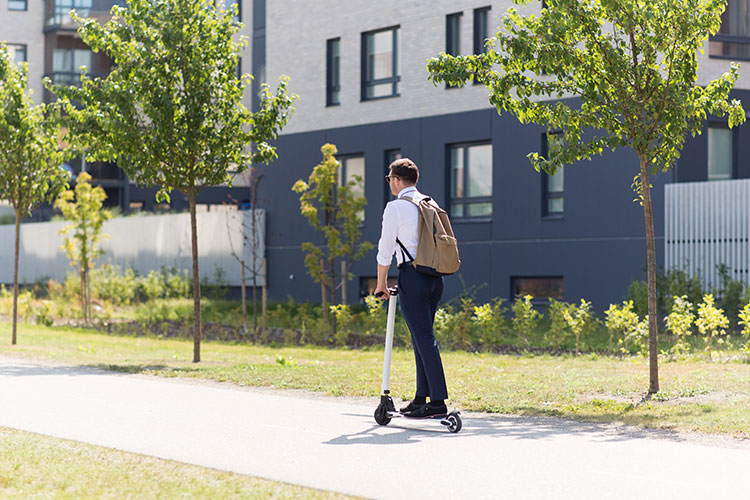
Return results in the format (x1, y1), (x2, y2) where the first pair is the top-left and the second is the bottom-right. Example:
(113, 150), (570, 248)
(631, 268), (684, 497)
(1, 355), (748, 499)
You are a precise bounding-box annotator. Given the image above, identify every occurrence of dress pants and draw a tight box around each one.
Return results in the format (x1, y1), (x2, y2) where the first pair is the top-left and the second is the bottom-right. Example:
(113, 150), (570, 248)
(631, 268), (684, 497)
(397, 265), (448, 401)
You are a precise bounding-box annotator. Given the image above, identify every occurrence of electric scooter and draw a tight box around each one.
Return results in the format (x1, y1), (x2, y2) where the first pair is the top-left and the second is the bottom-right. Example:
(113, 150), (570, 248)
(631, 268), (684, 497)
(373, 286), (462, 433)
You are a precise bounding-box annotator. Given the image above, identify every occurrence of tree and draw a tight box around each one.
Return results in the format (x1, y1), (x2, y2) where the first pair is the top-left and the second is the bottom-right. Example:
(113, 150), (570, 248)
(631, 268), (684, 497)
(292, 144), (373, 331)
(0, 44), (68, 345)
(49, 0), (295, 362)
(428, 0), (745, 393)
(55, 172), (112, 324)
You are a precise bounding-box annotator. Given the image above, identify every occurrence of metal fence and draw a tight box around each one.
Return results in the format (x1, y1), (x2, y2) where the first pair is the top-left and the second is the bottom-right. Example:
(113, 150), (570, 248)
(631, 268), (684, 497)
(665, 178), (750, 290)
(0, 210), (265, 287)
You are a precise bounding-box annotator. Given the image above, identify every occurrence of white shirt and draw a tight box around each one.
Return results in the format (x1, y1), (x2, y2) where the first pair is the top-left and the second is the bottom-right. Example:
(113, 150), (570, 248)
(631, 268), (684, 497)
(376, 186), (425, 267)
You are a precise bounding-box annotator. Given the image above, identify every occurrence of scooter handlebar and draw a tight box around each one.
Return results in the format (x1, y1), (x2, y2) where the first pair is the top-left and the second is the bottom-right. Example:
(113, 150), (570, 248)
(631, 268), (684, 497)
(374, 286), (399, 298)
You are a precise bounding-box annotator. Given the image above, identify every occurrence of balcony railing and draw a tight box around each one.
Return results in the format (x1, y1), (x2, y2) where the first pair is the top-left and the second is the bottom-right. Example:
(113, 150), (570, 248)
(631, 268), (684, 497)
(44, 0), (126, 31)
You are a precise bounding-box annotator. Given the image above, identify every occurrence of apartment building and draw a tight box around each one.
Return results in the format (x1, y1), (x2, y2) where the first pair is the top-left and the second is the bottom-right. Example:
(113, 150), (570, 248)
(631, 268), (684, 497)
(256, 0), (750, 309)
(0, 0), (255, 219)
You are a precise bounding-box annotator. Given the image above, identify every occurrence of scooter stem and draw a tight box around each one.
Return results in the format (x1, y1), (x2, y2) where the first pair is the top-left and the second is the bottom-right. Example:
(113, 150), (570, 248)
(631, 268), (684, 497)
(381, 290), (398, 394)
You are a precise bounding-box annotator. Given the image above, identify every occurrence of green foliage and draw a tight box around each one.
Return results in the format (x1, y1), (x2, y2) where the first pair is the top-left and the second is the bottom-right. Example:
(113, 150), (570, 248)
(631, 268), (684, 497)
(292, 144), (373, 311)
(329, 304), (355, 346)
(716, 264), (746, 331)
(55, 172), (112, 323)
(604, 300), (639, 354)
(696, 294), (729, 357)
(546, 299), (571, 349)
(562, 299), (593, 355)
(473, 298), (508, 348)
(90, 264), (138, 305)
(738, 301), (750, 358)
(512, 295), (541, 347)
(665, 295), (694, 359)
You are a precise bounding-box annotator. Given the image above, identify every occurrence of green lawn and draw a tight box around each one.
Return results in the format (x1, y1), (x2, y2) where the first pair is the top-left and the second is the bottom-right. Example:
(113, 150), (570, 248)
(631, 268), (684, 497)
(0, 427), (358, 499)
(2, 322), (750, 438)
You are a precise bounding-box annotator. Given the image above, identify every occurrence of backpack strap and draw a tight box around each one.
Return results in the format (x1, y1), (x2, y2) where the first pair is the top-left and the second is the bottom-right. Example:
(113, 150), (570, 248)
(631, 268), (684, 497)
(396, 237), (414, 263)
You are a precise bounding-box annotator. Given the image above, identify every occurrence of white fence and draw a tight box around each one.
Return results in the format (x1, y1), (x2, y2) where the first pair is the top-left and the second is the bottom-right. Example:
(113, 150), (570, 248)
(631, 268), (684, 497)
(665, 179), (750, 290)
(0, 210), (265, 286)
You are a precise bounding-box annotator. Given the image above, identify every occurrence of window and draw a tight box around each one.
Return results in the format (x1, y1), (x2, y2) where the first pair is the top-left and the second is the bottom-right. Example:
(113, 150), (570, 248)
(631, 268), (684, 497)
(6, 44), (27, 65)
(511, 276), (564, 304)
(449, 142), (493, 218)
(326, 38), (341, 106)
(339, 155), (366, 220)
(542, 132), (564, 216)
(53, 48), (92, 85)
(447, 12), (462, 56)
(708, 125), (733, 180)
(709, 0), (750, 59)
(8, 0), (27, 11)
(51, 0), (93, 25)
(473, 7), (491, 55)
(361, 26), (399, 100)
(384, 149), (402, 205)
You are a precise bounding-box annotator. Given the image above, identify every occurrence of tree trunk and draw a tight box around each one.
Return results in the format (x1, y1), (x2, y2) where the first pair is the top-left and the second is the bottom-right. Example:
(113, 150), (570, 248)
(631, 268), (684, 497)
(188, 190), (202, 363)
(11, 209), (21, 345)
(240, 260), (248, 335)
(639, 157), (659, 394)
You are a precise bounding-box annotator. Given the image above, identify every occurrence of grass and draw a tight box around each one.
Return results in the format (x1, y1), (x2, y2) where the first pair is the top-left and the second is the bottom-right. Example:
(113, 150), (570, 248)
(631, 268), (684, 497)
(2, 322), (750, 438)
(0, 427), (358, 499)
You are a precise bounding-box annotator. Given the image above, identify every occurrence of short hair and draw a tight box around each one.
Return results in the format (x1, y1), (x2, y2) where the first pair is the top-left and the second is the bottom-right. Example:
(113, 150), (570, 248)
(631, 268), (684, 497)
(389, 158), (419, 185)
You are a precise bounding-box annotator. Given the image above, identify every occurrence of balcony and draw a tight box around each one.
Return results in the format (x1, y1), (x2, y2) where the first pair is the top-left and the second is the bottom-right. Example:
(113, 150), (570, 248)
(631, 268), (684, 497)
(709, 34), (750, 61)
(44, 0), (126, 32)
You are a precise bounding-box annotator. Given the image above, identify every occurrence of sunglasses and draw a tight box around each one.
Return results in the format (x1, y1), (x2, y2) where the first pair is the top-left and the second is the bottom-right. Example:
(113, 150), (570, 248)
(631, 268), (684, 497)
(385, 175), (400, 183)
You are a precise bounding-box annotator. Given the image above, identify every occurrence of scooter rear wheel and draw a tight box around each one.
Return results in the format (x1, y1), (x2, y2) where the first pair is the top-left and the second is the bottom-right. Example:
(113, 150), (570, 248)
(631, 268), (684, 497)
(374, 404), (392, 425)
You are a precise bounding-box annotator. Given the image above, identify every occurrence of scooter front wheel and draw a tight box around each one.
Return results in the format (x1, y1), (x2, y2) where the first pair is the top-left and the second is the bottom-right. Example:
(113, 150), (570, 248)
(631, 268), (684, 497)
(446, 412), (462, 433)
(374, 404), (392, 425)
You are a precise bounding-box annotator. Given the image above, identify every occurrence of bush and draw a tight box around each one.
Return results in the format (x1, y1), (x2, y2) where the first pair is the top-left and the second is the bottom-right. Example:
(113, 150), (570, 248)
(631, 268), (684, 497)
(512, 295), (541, 347)
(562, 299), (593, 355)
(665, 295), (694, 359)
(90, 264), (138, 305)
(604, 300), (639, 355)
(696, 294), (729, 357)
(546, 299), (571, 349)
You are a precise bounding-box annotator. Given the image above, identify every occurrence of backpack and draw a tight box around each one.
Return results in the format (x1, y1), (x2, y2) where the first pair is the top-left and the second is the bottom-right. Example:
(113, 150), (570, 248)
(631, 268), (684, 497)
(396, 195), (461, 276)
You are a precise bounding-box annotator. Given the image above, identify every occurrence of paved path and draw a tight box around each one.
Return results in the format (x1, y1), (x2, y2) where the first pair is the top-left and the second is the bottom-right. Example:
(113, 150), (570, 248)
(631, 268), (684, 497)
(1, 356), (749, 499)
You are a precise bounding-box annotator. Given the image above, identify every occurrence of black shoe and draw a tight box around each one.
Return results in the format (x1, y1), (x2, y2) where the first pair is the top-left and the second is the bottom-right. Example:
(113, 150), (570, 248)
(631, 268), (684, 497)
(399, 399), (426, 413)
(404, 403), (448, 418)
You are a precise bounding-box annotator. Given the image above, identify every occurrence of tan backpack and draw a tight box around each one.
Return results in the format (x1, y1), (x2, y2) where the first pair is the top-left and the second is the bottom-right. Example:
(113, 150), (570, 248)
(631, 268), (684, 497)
(396, 195), (461, 276)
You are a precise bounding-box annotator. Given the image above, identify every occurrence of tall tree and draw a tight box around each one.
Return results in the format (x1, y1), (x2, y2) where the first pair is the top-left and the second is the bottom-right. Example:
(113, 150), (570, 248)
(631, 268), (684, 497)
(292, 144), (373, 330)
(428, 0), (745, 393)
(0, 44), (68, 345)
(55, 172), (112, 324)
(48, 0), (295, 362)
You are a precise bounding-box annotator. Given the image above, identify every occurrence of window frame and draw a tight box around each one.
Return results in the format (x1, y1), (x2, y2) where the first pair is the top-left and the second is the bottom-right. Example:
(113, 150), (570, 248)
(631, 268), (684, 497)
(541, 131), (564, 218)
(510, 276), (564, 306)
(326, 37), (341, 106)
(384, 149), (402, 207)
(6, 44), (28, 65)
(473, 6), (491, 55)
(360, 25), (400, 101)
(338, 153), (366, 222)
(709, 0), (750, 60)
(8, 0), (28, 11)
(707, 122), (736, 181)
(447, 141), (493, 220)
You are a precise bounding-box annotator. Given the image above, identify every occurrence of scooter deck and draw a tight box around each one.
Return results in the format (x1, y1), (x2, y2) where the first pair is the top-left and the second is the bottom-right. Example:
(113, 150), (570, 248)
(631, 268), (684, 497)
(388, 411), (450, 420)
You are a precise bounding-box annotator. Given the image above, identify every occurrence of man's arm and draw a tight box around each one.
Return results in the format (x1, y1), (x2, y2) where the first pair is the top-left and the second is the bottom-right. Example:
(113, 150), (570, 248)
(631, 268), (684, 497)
(374, 264), (390, 299)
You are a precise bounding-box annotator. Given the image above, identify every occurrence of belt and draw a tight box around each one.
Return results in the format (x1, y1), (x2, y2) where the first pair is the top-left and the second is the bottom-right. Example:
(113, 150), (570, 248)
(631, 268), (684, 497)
(397, 261), (413, 271)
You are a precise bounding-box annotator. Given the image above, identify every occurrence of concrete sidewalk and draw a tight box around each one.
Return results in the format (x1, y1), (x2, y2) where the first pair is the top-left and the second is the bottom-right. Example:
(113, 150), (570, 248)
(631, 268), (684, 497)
(1, 355), (748, 500)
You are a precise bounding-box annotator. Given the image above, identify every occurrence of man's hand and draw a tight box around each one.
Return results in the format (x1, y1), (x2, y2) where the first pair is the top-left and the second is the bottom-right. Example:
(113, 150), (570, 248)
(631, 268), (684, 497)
(374, 284), (390, 300)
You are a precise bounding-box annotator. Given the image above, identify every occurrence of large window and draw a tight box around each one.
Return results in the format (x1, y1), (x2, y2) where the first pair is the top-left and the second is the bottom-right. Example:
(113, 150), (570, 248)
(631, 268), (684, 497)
(542, 132), (564, 216)
(361, 26), (399, 100)
(447, 12), (462, 56)
(511, 276), (564, 304)
(709, 0), (750, 59)
(449, 142), (493, 218)
(473, 6), (491, 55)
(8, 0), (27, 11)
(708, 125), (733, 180)
(6, 44), (27, 65)
(53, 48), (92, 85)
(326, 38), (341, 106)
(51, 0), (93, 25)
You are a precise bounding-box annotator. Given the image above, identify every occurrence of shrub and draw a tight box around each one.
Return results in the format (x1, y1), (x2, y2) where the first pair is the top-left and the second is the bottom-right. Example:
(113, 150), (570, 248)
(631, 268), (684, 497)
(665, 295), (694, 359)
(512, 295), (540, 347)
(140, 270), (166, 303)
(716, 264), (746, 332)
(434, 306), (456, 349)
(696, 294), (729, 358)
(330, 304), (355, 346)
(604, 300), (639, 355)
(546, 299), (571, 349)
(90, 264), (138, 305)
(738, 301), (750, 358)
(562, 299), (592, 355)
(472, 298), (507, 348)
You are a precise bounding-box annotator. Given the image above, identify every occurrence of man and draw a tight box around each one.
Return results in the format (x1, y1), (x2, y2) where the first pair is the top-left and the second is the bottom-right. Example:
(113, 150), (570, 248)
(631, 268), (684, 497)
(374, 158), (449, 418)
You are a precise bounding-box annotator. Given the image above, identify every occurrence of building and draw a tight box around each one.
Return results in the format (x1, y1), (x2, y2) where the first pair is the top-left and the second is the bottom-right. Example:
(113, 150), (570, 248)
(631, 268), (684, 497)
(0, 0), (253, 220)
(3, 0), (749, 309)
(257, 0), (750, 310)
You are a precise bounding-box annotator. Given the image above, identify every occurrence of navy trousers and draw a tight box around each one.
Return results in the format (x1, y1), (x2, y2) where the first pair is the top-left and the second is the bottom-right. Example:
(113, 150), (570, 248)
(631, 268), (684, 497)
(398, 265), (448, 401)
